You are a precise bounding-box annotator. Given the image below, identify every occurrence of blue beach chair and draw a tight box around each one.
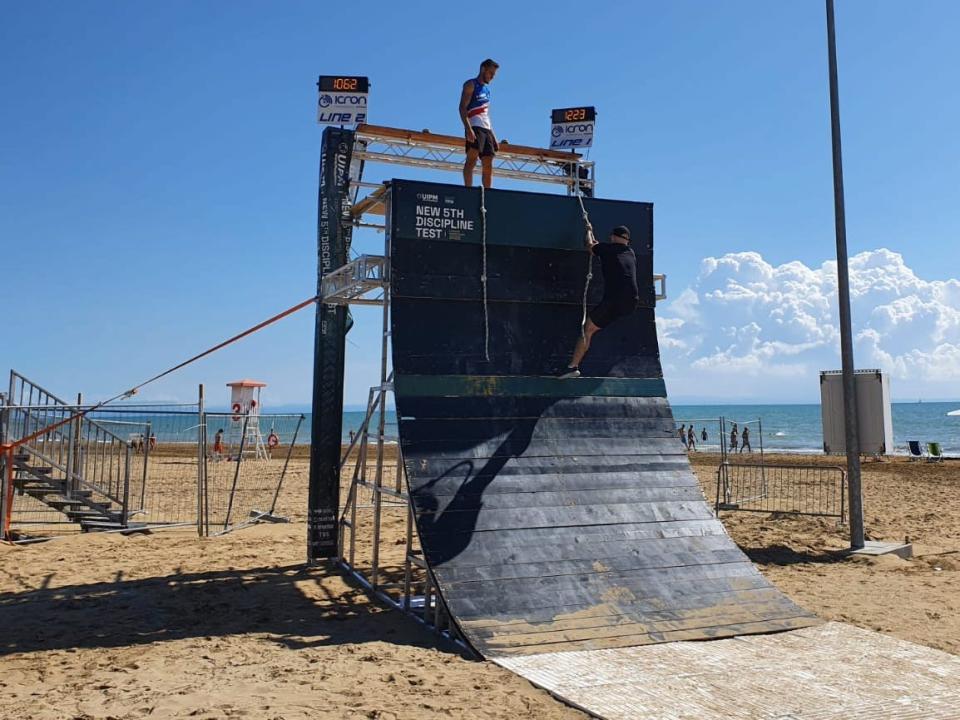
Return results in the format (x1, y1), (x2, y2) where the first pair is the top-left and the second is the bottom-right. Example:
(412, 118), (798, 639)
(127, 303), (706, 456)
(907, 440), (924, 461)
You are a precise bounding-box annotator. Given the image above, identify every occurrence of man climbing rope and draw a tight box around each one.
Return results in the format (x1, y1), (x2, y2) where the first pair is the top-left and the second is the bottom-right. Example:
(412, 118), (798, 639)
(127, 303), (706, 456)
(460, 59), (499, 188)
(559, 225), (639, 378)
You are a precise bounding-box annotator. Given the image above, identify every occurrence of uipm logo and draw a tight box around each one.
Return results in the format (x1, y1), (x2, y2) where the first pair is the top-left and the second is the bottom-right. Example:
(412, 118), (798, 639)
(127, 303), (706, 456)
(334, 142), (349, 184)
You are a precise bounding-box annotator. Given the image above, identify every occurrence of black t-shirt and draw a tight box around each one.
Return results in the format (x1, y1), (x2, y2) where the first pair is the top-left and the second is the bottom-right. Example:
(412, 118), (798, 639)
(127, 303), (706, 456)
(592, 242), (639, 302)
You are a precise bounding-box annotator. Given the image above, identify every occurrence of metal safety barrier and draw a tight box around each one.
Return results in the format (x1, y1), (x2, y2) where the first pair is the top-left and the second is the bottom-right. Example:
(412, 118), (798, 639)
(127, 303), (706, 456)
(715, 461), (846, 521)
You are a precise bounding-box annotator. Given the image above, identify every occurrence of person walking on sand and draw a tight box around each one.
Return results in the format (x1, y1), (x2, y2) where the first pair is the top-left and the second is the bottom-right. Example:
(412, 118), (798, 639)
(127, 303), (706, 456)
(687, 426), (697, 452)
(740, 425), (752, 453)
(678, 424), (687, 449)
(729, 423), (738, 453)
(460, 59), (499, 188)
(559, 226), (640, 378)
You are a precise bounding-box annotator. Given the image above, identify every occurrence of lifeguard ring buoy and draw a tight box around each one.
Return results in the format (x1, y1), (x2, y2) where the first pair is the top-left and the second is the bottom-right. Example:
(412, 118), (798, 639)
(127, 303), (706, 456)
(267, 432), (280, 449)
(231, 402), (242, 422)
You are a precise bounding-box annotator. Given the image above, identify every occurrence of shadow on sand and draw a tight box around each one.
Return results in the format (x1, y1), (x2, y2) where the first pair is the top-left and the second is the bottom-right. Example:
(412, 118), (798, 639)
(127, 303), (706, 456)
(742, 544), (846, 566)
(0, 562), (462, 657)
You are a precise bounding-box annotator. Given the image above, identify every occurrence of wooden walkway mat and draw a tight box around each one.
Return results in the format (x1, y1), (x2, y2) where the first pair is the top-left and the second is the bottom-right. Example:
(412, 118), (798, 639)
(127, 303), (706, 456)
(496, 622), (960, 720)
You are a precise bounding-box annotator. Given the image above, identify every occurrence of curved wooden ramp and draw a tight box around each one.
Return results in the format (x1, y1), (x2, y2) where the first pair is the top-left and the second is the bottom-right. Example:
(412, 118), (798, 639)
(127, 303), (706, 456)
(388, 179), (818, 658)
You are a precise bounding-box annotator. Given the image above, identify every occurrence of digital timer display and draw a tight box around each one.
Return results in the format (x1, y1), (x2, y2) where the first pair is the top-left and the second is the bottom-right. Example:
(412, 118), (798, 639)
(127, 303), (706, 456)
(551, 106), (596, 124)
(317, 75), (370, 93)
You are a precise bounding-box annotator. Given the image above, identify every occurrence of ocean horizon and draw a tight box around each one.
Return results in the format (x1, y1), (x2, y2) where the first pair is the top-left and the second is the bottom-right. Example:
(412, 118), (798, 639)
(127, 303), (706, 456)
(86, 401), (960, 457)
(340, 400), (960, 456)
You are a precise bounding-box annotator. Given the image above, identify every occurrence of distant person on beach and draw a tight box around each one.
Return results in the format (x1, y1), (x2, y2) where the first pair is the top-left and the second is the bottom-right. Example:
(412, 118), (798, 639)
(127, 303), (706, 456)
(687, 426), (697, 451)
(559, 226), (639, 378)
(678, 424), (687, 449)
(701, 427), (708, 444)
(460, 59), (499, 188)
(729, 423), (738, 452)
(349, 430), (356, 444)
(740, 425), (752, 453)
(213, 428), (225, 461)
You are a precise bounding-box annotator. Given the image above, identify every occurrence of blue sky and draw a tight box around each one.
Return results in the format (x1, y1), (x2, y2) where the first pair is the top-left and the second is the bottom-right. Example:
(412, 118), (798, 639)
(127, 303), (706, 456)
(2, 1), (958, 407)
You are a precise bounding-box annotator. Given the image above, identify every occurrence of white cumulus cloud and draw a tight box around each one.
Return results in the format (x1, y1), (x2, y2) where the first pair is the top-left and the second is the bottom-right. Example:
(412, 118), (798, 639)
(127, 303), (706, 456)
(659, 249), (960, 401)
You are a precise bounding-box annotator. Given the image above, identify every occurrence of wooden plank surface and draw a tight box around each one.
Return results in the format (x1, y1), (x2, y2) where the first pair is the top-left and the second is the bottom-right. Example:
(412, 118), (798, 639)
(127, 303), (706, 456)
(391, 238), (656, 307)
(394, 375), (667, 399)
(391, 302), (661, 378)
(388, 180), (818, 659)
(495, 623), (960, 719)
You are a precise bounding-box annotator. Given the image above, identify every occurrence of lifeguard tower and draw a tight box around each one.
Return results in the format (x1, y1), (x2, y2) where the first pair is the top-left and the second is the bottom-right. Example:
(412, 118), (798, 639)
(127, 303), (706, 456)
(226, 379), (268, 460)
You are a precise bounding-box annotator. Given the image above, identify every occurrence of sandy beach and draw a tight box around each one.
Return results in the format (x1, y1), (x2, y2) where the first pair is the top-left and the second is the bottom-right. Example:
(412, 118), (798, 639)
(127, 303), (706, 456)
(1, 450), (958, 719)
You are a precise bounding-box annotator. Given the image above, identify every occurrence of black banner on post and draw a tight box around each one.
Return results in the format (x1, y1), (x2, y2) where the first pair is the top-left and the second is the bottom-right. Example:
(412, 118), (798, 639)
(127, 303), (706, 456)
(307, 126), (354, 562)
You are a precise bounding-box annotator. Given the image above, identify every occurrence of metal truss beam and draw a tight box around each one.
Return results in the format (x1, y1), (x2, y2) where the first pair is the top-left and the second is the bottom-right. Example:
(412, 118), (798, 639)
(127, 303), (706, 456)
(320, 255), (387, 306)
(353, 124), (593, 195)
(654, 273), (667, 301)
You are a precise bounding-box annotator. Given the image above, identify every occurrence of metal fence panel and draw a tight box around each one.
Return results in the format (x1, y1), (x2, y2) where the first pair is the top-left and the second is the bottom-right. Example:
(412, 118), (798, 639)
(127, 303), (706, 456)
(716, 462), (846, 521)
(1, 376), (304, 541)
(203, 412), (305, 535)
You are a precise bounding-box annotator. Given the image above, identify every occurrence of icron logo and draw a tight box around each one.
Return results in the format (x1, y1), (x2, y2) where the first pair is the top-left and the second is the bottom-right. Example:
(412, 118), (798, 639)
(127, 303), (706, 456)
(551, 125), (564, 138)
(319, 94), (367, 107)
(558, 123), (594, 135)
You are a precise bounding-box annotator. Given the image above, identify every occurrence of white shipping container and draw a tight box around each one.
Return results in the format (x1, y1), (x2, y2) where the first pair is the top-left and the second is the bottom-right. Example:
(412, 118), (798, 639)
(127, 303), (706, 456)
(820, 370), (893, 455)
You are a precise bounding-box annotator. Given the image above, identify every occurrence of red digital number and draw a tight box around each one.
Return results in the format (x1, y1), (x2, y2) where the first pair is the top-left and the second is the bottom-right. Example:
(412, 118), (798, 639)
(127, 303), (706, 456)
(334, 78), (357, 91)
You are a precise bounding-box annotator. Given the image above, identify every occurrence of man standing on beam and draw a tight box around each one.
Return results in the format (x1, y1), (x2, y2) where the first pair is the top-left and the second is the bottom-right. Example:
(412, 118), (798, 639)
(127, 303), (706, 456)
(460, 58), (499, 188)
(560, 225), (639, 378)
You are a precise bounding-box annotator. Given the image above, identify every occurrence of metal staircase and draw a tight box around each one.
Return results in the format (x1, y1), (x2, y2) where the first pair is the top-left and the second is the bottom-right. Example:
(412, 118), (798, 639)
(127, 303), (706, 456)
(12, 449), (126, 531)
(3, 371), (142, 535)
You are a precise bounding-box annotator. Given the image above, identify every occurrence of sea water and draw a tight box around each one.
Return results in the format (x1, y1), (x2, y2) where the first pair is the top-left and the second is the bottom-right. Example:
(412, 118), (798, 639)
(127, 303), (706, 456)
(85, 403), (960, 456)
(337, 403), (960, 456)
(666, 402), (959, 456)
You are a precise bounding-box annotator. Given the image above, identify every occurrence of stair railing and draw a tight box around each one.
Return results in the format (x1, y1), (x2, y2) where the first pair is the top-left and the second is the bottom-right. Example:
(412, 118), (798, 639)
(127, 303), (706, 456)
(2, 372), (136, 537)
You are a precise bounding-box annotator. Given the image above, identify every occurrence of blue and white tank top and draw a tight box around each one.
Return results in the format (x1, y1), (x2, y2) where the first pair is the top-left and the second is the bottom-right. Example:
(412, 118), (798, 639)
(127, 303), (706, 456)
(465, 77), (492, 130)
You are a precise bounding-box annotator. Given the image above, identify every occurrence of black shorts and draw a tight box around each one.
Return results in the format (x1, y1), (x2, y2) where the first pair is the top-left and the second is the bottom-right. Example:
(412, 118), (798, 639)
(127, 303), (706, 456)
(466, 126), (497, 158)
(589, 298), (638, 329)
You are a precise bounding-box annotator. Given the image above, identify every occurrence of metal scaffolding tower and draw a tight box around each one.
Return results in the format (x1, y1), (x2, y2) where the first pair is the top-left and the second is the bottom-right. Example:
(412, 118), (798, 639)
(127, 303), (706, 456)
(313, 123), (662, 646)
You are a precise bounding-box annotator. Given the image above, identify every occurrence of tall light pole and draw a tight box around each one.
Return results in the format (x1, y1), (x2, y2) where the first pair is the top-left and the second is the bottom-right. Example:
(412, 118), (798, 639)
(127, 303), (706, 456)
(825, 0), (865, 549)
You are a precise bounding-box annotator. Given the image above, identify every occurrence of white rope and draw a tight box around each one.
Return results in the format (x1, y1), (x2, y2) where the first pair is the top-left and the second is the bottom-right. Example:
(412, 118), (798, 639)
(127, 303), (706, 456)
(576, 191), (594, 342)
(479, 185), (490, 362)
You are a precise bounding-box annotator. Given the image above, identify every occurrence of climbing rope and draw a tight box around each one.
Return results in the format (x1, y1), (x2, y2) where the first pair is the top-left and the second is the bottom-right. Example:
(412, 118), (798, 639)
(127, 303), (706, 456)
(479, 185), (490, 362)
(576, 191), (595, 341)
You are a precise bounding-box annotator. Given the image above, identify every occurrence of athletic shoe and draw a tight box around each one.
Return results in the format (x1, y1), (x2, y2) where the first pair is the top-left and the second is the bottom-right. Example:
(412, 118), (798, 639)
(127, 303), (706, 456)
(558, 367), (581, 379)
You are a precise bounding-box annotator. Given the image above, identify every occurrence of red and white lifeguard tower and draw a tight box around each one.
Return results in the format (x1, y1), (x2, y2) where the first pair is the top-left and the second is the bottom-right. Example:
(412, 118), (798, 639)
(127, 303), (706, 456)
(226, 379), (268, 460)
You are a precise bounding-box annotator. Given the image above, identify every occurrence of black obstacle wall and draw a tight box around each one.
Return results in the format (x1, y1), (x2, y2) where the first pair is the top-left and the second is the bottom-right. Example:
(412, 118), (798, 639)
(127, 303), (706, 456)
(388, 179), (818, 658)
(388, 179), (658, 379)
